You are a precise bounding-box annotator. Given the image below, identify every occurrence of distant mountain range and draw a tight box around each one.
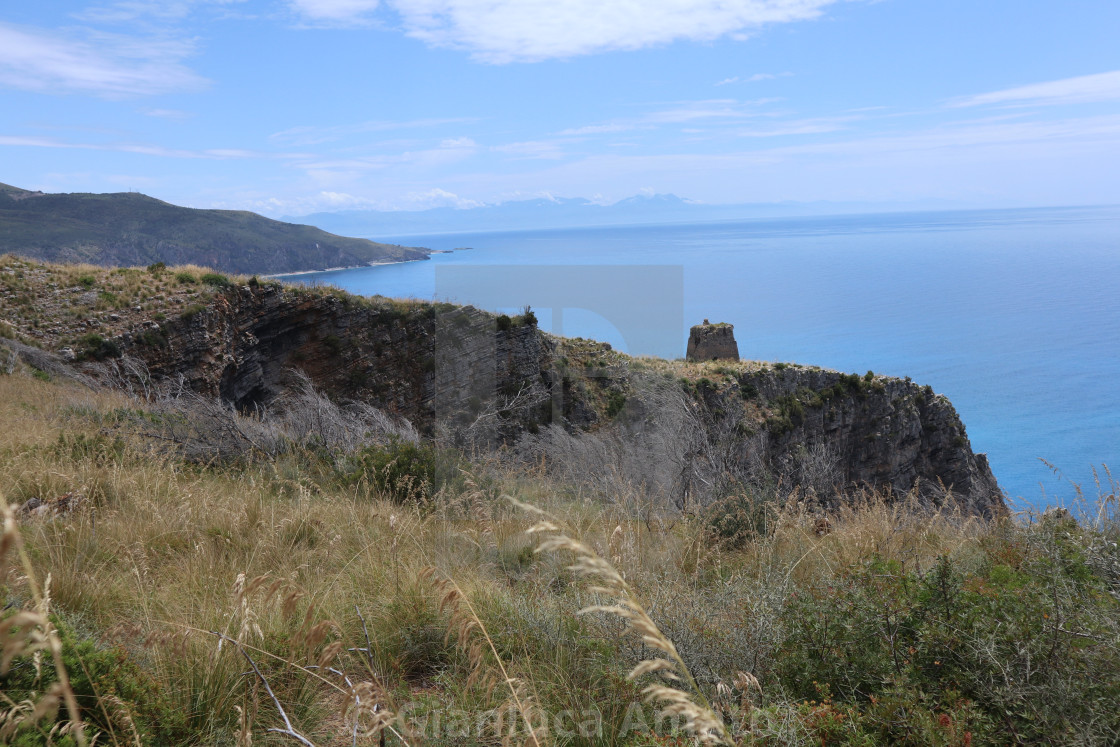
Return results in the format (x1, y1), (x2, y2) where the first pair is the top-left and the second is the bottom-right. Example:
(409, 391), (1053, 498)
(0, 182), (429, 275)
(291, 193), (967, 238)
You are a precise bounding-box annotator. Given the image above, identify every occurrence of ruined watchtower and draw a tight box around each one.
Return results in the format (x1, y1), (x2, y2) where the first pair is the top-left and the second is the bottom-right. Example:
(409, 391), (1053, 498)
(686, 319), (739, 362)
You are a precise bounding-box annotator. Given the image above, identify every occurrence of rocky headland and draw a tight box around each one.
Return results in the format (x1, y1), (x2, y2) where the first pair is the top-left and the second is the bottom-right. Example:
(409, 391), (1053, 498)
(0, 254), (1005, 516)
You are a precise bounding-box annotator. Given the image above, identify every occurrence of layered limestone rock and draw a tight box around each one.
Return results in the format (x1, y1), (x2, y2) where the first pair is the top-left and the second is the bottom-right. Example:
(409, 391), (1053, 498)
(114, 283), (553, 433)
(686, 320), (740, 362)
(730, 366), (1004, 517)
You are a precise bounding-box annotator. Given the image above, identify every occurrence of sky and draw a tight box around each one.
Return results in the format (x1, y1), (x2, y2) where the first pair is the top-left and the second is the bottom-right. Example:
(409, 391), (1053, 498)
(1, 0), (1119, 217)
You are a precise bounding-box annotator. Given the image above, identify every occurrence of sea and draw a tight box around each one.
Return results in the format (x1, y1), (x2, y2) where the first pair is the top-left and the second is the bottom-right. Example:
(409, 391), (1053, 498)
(277, 205), (1120, 509)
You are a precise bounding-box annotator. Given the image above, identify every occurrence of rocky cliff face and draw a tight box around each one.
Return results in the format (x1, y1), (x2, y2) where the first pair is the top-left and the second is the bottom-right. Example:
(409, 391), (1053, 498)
(101, 281), (1004, 516)
(115, 282), (553, 433)
(733, 366), (1003, 516)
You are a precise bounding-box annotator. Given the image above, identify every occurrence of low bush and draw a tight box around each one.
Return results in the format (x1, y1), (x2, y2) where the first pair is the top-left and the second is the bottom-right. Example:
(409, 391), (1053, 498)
(0, 617), (190, 746)
(200, 272), (231, 288)
(75, 333), (121, 361)
(342, 437), (455, 504)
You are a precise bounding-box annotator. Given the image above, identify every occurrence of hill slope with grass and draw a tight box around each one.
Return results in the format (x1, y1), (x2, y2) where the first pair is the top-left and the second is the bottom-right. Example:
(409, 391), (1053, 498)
(0, 182), (429, 274)
(1, 307), (1118, 746)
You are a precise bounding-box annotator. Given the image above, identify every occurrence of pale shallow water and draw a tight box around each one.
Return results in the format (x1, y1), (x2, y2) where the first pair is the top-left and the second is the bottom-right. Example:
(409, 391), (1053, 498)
(278, 205), (1120, 508)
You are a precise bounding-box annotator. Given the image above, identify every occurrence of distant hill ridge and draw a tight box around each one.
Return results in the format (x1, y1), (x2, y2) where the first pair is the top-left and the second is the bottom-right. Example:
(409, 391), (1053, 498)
(0, 182), (429, 274)
(290, 192), (970, 237)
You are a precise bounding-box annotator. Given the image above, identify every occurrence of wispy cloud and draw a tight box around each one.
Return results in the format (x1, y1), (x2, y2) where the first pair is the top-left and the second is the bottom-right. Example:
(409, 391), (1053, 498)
(950, 70), (1120, 108)
(645, 98), (776, 123)
(0, 22), (207, 97)
(0, 134), (303, 160)
(556, 123), (635, 136)
(491, 139), (566, 159)
(294, 0), (843, 63)
(403, 187), (484, 209)
(287, 0), (381, 26)
(738, 116), (857, 137)
(716, 71), (792, 86)
(145, 108), (192, 120)
(270, 117), (478, 146)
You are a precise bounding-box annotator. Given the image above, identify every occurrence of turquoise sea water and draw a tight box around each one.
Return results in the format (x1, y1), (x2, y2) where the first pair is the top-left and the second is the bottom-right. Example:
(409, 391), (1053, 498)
(279, 206), (1120, 507)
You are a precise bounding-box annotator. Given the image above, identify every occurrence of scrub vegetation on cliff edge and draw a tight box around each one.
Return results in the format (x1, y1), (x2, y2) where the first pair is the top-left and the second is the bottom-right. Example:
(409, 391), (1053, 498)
(1, 363), (1119, 746)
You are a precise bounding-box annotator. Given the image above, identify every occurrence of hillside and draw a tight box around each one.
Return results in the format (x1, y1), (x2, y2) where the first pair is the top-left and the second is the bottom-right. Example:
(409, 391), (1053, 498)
(2, 257), (1119, 747)
(0, 182), (429, 274)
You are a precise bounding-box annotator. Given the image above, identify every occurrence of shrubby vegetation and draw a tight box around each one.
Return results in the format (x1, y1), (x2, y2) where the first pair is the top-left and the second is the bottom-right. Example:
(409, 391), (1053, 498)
(1, 358), (1118, 745)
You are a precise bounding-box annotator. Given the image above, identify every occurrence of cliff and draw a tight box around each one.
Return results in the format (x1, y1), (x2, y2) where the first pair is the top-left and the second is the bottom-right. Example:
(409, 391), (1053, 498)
(0, 255), (1006, 516)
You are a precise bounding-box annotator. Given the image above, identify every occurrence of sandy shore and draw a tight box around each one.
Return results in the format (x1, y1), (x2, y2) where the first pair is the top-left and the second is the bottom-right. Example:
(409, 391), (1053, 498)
(268, 255), (430, 278)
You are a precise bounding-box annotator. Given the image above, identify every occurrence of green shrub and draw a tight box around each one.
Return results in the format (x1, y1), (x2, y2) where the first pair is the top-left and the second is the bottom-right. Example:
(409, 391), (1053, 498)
(776, 542), (1120, 743)
(0, 617), (189, 746)
(138, 328), (168, 348)
(496, 314), (513, 331)
(181, 303), (206, 320)
(606, 391), (627, 418)
(52, 432), (126, 465)
(174, 271), (197, 285)
(200, 272), (231, 288)
(146, 261), (166, 274)
(76, 333), (121, 361)
(518, 306), (538, 327)
(77, 275), (95, 289)
(322, 334), (343, 354)
(343, 438), (454, 504)
(703, 491), (773, 548)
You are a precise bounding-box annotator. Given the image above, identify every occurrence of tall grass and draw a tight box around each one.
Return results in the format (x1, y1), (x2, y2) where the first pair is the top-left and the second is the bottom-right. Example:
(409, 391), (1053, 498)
(1, 370), (1118, 745)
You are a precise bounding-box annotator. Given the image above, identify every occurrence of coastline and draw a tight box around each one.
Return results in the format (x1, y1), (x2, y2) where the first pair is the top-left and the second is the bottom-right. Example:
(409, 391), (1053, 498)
(268, 254), (431, 279)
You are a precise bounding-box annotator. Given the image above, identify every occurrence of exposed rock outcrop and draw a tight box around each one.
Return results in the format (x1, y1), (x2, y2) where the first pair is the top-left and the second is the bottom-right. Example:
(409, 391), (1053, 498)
(733, 366), (1004, 517)
(686, 320), (739, 362)
(32, 277), (1003, 517)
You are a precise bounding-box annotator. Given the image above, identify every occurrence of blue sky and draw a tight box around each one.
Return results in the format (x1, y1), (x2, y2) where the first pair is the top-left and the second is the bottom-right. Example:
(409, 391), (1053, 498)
(2, 0), (1119, 217)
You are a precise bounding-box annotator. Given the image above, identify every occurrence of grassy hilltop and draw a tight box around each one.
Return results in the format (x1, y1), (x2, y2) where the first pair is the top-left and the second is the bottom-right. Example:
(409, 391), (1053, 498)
(1, 259), (1119, 746)
(0, 182), (429, 275)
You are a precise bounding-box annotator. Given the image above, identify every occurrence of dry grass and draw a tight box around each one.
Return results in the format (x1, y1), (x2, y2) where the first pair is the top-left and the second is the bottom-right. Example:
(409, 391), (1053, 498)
(1, 369), (1117, 745)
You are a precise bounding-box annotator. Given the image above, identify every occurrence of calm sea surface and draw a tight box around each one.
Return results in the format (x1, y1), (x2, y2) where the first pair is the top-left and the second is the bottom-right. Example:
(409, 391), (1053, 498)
(278, 206), (1120, 507)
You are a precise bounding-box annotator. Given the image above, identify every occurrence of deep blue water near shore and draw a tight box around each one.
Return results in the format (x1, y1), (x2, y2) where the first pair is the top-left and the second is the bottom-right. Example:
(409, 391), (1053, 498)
(279, 205), (1120, 508)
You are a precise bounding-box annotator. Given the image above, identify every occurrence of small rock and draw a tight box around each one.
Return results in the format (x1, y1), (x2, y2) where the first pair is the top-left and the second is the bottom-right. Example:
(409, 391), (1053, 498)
(60, 347), (76, 361)
(109, 313), (120, 321)
(1041, 506), (1074, 524)
(18, 497), (44, 515)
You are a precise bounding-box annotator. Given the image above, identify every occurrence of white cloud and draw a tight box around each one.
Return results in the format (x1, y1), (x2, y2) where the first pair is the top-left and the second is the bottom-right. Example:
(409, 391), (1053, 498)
(492, 140), (566, 159)
(716, 72), (792, 85)
(0, 134), (306, 161)
(0, 22), (207, 97)
(389, 0), (842, 63)
(738, 116), (856, 137)
(646, 98), (767, 123)
(288, 0), (382, 24)
(145, 108), (192, 119)
(556, 123), (634, 136)
(270, 117), (476, 146)
(950, 70), (1120, 108)
(403, 187), (483, 209)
